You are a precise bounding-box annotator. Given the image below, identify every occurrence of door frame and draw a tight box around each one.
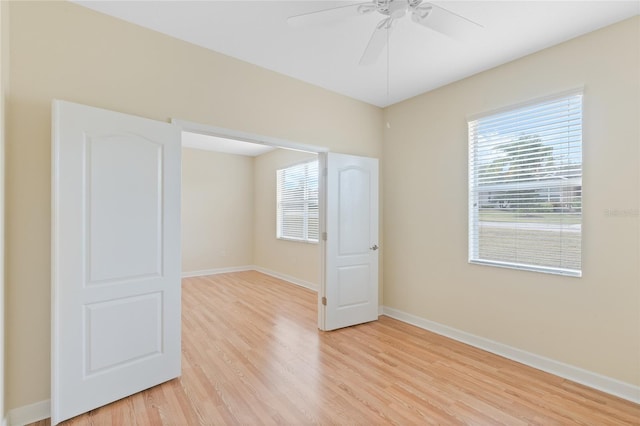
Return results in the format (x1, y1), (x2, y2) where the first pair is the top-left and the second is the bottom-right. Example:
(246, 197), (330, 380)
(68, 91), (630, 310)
(171, 119), (331, 329)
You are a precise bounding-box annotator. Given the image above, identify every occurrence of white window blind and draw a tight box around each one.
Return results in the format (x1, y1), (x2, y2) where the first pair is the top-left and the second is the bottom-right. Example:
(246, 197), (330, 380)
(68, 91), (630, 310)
(277, 160), (319, 243)
(468, 92), (582, 276)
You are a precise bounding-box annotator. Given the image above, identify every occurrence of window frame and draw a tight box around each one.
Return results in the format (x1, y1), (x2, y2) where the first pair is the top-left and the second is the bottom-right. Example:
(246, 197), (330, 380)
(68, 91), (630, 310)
(468, 89), (583, 277)
(276, 159), (319, 244)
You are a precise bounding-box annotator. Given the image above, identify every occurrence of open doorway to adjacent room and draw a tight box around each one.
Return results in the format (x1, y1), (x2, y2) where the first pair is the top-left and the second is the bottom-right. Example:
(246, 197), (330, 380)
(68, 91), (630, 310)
(180, 129), (322, 293)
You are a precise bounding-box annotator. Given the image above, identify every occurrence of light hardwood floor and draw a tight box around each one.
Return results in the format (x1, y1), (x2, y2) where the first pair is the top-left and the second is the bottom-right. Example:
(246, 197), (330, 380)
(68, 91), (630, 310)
(34, 271), (639, 425)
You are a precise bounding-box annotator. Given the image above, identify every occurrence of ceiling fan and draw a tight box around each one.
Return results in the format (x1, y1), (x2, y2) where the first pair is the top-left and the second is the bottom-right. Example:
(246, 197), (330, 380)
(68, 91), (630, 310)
(288, 0), (483, 66)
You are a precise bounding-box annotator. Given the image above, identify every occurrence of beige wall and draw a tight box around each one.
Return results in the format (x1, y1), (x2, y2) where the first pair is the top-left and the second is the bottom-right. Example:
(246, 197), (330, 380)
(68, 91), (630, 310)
(181, 147), (254, 273)
(5, 1), (382, 410)
(182, 146), (320, 285)
(254, 149), (320, 287)
(0, 1), (7, 420)
(382, 17), (640, 386)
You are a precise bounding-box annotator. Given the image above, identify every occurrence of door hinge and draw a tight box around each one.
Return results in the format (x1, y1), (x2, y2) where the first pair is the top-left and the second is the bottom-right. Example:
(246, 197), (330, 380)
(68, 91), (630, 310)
(322, 296), (327, 306)
(322, 232), (327, 241)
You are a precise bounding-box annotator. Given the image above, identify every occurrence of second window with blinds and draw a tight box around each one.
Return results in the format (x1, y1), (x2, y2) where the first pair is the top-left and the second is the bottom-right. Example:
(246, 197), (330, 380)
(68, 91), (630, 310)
(277, 160), (319, 243)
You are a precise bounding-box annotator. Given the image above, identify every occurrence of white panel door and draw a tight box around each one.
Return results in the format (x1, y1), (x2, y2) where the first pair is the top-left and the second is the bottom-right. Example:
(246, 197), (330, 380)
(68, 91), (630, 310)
(51, 100), (181, 425)
(322, 153), (379, 331)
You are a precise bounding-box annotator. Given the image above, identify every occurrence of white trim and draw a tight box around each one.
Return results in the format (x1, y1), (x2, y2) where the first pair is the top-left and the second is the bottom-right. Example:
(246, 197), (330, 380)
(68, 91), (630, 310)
(253, 266), (318, 292)
(466, 87), (584, 122)
(181, 265), (254, 278)
(172, 119), (328, 154)
(381, 306), (640, 404)
(6, 400), (50, 426)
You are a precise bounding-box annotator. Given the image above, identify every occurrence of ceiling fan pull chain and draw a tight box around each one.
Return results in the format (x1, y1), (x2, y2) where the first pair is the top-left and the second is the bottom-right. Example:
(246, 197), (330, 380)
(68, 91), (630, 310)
(386, 25), (390, 101)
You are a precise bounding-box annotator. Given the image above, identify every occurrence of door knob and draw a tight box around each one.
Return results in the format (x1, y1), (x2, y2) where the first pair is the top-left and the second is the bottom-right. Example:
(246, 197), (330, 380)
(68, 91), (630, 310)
(370, 244), (379, 251)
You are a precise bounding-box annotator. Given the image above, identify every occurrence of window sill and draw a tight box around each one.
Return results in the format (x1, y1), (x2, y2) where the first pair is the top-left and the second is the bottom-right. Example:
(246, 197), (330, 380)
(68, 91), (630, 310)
(469, 259), (581, 277)
(277, 237), (319, 245)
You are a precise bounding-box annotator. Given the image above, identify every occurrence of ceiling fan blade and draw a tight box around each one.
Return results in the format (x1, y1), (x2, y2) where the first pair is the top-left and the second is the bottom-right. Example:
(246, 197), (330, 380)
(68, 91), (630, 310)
(359, 18), (393, 66)
(287, 2), (374, 27)
(412, 3), (483, 40)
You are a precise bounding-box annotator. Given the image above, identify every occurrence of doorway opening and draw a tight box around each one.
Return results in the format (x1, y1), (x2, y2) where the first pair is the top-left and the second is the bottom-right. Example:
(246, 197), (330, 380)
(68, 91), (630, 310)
(175, 119), (381, 332)
(175, 120), (328, 327)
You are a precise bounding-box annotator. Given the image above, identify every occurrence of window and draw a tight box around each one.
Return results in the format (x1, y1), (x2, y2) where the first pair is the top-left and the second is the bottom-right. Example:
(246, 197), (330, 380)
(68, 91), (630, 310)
(277, 159), (319, 243)
(468, 91), (582, 276)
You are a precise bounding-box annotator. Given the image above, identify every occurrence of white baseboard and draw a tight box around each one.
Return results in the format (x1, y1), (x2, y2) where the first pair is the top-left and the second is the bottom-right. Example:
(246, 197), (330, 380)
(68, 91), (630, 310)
(6, 399), (50, 426)
(253, 266), (318, 292)
(382, 306), (640, 404)
(183, 265), (318, 292)
(181, 265), (254, 278)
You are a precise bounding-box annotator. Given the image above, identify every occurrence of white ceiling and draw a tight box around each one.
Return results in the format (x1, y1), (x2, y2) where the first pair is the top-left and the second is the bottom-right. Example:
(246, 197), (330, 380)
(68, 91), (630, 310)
(75, 1), (639, 107)
(182, 131), (276, 156)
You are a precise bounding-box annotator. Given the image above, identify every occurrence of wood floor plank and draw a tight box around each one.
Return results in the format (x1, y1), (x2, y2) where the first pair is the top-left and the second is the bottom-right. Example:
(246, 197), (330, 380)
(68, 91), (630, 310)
(31, 271), (640, 425)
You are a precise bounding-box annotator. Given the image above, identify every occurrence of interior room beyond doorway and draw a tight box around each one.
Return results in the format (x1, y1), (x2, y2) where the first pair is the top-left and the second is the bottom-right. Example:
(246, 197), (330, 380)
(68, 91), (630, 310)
(181, 131), (321, 291)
